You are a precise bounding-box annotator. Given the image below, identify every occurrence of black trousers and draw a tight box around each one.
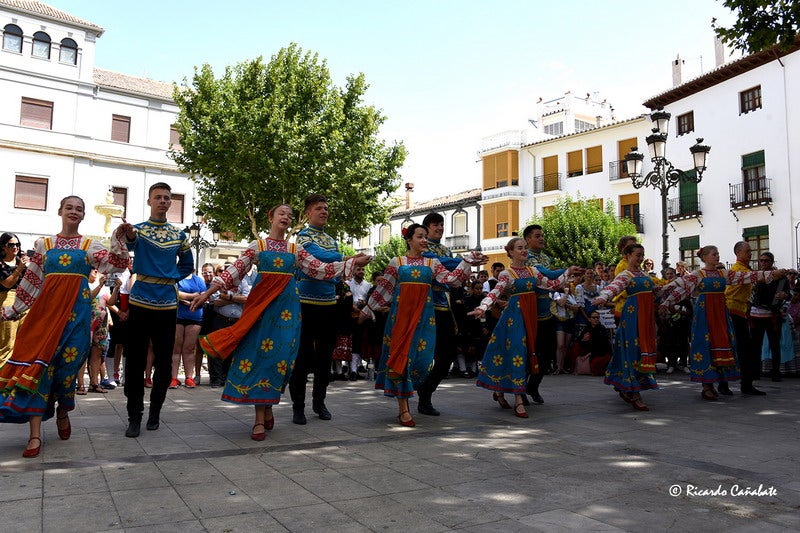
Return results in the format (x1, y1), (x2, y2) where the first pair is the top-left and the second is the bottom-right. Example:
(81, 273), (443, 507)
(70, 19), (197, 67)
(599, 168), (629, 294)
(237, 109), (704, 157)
(731, 314), (755, 387)
(750, 315), (782, 378)
(527, 317), (556, 394)
(208, 314), (237, 385)
(290, 303), (337, 408)
(124, 305), (176, 420)
(417, 309), (458, 404)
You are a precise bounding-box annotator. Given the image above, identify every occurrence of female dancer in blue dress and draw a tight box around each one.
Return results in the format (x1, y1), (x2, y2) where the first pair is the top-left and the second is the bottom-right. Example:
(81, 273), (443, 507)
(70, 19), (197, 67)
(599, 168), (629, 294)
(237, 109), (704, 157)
(362, 224), (481, 427)
(469, 237), (580, 418)
(659, 245), (783, 401)
(592, 243), (664, 412)
(190, 204), (370, 440)
(0, 196), (129, 457)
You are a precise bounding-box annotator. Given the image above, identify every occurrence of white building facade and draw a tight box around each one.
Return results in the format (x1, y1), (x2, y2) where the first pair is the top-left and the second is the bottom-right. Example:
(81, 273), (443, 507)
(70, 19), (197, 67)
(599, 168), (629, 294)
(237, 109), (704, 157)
(0, 1), (201, 255)
(353, 188), (482, 257)
(644, 42), (800, 270)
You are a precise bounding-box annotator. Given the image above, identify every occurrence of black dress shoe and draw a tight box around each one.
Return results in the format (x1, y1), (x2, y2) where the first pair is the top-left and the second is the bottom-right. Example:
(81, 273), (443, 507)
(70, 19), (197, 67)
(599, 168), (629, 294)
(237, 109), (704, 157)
(717, 384), (733, 396)
(125, 419), (141, 438)
(292, 408), (307, 425)
(312, 403), (332, 420)
(417, 403), (440, 416)
(530, 392), (544, 405)
(146, 415), (160, 431)
(742, 386), (767, 396)
(521, 395), (530, 406)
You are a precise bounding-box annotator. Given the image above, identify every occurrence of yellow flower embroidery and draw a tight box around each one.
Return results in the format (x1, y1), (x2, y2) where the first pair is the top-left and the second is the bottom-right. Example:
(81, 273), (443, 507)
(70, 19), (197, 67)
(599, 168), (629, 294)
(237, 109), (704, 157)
(627, 305), (635, 314)
(239, 359), (253, 373)
(693, 352), (703, 362)
(383, 334), (391, 346)
(489, 334), (497, 344)
(68, 312), (76, 322)
(526, 281), (533, 290)
(260, 339), (274, 352)
(277, 360), (288, 375)
(281, 310), (292, 321)
(512, 356), (524, 367)
(417, 339), (427, 352)
(713, 281), (721, 288)
(507, 317), (514, 327)
(63, 374), (75, 388)
(62, 347), (79, 363)
(429, 317), (435, 326)
(492, 354), (503, 366)
(58, 254), (71, 266)
(410, 269), (421, 279)
(273, 257), (285, 268)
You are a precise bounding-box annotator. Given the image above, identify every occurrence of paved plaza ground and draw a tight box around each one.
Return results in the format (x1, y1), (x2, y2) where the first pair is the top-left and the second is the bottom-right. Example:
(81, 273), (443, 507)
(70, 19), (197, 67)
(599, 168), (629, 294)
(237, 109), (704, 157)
(0, 370), (798, 532)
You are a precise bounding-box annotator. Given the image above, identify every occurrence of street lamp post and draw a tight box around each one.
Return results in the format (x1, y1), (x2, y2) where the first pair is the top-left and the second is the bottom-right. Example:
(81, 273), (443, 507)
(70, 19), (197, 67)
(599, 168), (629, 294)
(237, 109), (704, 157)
(624, 109), (710, 274)
(186, 210), (221, 271)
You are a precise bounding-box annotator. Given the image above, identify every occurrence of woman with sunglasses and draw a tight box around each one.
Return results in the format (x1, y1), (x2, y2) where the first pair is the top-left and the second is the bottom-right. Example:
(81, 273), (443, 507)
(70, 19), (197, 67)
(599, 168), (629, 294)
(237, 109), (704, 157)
(0, 196), (130, 458)
(0, 233), (29, 366)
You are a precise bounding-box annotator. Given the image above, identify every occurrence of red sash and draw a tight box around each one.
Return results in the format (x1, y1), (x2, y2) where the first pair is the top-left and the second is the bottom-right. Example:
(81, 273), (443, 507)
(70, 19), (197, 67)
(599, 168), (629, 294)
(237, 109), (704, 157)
(200, 247), (293, 360)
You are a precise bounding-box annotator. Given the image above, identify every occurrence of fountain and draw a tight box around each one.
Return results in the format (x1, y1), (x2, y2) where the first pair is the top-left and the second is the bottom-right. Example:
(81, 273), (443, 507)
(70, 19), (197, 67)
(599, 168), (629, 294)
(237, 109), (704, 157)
(94, 189), (125, 235)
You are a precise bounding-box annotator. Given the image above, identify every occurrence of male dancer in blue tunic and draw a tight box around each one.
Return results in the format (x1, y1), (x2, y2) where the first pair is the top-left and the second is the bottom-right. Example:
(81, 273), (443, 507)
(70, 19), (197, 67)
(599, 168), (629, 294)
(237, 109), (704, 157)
(524, 224), (565, 405)
(290, 194), (342, 424)
(120, 183), (194, 437)
(419, 212), (487, 415)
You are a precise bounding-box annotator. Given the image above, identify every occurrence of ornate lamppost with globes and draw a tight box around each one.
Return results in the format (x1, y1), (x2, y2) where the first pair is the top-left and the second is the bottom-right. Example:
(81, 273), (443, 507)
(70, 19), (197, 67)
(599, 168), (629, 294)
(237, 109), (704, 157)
(624, 109), (710, 274)
(186, 210), (220, 271)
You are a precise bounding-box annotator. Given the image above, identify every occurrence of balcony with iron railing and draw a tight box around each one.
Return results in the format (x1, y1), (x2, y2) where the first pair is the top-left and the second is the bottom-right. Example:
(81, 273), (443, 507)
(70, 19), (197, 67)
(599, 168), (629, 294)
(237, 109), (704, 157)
(729, 178), (772, 210)
(533, 172), (562, 194)
(667, 194), (702, 221)
(608, 160), (629, 181)
(445, 234), (470, 252)
(482, 184), (523, 200)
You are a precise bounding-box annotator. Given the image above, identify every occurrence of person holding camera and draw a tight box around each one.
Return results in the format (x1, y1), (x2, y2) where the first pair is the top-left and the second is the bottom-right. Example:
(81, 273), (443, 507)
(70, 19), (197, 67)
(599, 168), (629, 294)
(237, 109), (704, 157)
(0, 233), (29, 366)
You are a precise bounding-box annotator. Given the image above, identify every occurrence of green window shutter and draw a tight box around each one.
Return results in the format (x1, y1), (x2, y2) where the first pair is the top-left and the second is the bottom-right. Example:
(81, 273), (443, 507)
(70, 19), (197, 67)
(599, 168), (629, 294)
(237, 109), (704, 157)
(741, 150), (765, 169)
(679, 236), (700, 250)
(742, 225), (769, 239)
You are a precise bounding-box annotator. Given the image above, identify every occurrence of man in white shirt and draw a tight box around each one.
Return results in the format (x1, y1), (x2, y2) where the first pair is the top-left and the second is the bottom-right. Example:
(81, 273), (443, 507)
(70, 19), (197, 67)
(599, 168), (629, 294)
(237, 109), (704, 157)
(346, 265), (370, 380)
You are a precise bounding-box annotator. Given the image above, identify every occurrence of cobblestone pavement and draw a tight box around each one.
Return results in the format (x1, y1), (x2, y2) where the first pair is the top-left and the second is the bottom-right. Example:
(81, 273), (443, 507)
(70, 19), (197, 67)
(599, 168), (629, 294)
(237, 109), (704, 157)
(0, 371), (798, 532)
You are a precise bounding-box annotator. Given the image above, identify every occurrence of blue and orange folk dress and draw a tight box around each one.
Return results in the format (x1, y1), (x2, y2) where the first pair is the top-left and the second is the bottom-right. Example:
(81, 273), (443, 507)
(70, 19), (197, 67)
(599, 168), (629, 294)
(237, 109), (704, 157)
(366, 255), (471, 398)
(475, 266), (568, 394)
(198, 238), (356, 405)
(598, 270), (668, 393)
(660, 267), (775, 384)
(0, 235), (128, 422)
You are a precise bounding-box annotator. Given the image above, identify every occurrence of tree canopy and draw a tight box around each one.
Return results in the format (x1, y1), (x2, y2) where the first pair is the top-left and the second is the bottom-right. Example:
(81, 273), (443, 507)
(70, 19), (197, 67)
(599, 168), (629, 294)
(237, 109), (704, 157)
(526, 196), (638, 268)
(366, 235), (408, 279)
(170, 43), (405, 240)
(714, 0), (800, 54)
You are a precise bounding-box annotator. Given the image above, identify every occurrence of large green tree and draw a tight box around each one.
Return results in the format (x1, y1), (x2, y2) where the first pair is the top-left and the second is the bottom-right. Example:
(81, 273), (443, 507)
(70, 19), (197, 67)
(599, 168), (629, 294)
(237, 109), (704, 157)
(170, 43), (405, 240)
(526, 195), (638, 268)
(715, 0), (800, 53)
(366, 236), (407, 279)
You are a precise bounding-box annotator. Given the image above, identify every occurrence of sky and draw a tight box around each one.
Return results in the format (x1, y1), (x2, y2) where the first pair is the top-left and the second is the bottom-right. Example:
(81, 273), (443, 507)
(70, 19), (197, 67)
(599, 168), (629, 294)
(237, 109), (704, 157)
(45, 0), (739, 202)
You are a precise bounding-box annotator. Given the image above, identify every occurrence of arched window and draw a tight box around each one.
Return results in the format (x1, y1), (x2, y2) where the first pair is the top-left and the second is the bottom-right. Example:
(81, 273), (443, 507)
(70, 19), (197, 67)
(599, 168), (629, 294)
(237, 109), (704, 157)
(452, 210), (468, 235)
(2, 24), (23, 53)
(379, 224), (391, 244)
(32, 31), (50, 59)
(59, 37), (77, 65)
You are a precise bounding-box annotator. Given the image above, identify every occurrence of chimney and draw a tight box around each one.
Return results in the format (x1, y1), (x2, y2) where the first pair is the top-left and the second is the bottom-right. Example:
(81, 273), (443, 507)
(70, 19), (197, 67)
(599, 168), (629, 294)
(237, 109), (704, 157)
(672, 55), (684, 86)
(596, 115), (604, 128)
(714, 36), (727, 67)
(404, 182), (414, 209)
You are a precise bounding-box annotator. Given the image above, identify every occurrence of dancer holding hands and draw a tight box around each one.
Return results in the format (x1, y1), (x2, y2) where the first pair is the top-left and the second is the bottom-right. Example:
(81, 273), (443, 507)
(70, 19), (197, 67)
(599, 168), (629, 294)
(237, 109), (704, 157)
(190, 204), (370, 440)
(469, 237), (582, 418)
(658, 245), (784, 401)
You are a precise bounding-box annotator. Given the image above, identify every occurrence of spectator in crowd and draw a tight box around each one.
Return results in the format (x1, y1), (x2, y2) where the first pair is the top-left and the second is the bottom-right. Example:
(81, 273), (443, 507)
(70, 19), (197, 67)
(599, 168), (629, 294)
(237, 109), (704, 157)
(657, 267), (692, 375)
(170, 270), (207, 388)
(0, 232), (29, 366)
